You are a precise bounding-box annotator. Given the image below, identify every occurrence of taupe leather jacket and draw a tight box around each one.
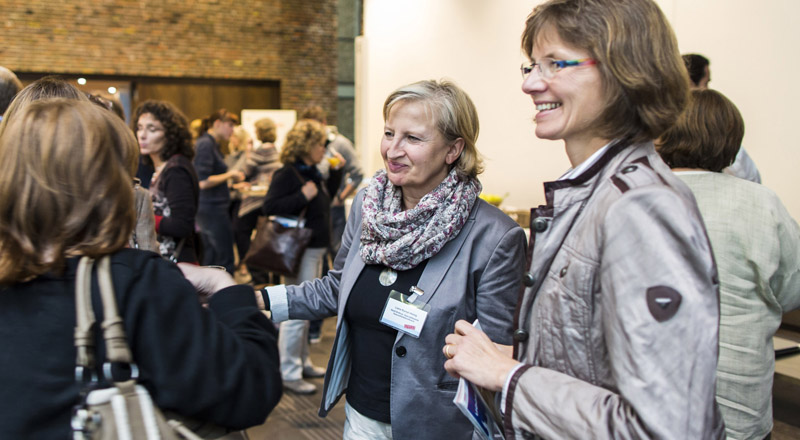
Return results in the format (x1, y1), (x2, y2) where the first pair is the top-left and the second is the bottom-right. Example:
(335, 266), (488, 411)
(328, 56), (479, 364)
(504, 142), (725, 439)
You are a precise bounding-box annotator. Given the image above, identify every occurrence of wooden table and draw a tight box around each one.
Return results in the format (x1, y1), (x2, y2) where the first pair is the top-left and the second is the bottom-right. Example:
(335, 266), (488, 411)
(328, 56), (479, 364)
(774, 331), (800, 385)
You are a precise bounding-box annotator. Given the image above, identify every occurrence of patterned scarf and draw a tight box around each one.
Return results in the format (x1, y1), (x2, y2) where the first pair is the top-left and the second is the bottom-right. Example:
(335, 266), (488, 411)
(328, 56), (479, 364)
(360, 168), (482, 270)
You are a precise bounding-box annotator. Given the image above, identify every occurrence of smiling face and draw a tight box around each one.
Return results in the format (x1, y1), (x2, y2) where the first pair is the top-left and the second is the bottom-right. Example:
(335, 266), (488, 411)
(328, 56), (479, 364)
(380, 100), (463, 208)
(522, 27), (609, 165)
(136, 113), (167, 160)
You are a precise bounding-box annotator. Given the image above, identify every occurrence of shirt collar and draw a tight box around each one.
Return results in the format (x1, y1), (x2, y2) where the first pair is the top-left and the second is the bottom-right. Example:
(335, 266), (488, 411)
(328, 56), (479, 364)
(559, 141), (614, 181)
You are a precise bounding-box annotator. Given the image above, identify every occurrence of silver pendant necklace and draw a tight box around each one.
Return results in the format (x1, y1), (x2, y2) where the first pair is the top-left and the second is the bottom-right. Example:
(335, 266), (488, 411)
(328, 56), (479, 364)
(379, 267), (398, 286)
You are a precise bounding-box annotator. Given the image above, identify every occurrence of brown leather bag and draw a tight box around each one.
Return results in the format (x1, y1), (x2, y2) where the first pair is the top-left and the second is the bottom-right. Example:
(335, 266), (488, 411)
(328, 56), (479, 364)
(243, 210), (313, 277)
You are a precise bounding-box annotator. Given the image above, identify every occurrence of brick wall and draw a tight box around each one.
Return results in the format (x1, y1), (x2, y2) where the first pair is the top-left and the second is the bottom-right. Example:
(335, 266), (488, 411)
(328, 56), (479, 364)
(0, 0), (338, 120)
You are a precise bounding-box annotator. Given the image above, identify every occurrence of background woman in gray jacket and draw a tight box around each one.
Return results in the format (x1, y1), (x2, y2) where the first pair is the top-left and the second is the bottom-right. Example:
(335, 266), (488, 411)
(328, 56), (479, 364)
(261, 79), (527, 439)
(443, 0), (725, 438)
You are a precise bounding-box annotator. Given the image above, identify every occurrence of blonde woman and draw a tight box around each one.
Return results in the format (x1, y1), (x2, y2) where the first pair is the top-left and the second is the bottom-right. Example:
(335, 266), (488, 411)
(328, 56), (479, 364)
(260, 81), (526, 439)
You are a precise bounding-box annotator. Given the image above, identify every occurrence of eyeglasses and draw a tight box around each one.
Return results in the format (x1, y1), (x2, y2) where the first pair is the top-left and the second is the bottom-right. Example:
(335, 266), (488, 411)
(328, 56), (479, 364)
(520, 58), (597, 80)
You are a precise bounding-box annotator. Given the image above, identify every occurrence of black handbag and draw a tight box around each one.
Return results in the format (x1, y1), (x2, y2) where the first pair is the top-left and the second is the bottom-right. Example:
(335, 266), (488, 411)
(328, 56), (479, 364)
(243, 210), (313, 278)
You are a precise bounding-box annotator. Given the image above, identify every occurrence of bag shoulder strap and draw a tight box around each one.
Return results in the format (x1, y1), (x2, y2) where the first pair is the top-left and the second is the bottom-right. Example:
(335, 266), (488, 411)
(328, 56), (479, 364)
(96, 256), (133, 364)
(74, 257), (97, 370)
(74, 255), (133, 371)
(289, 166), (310, 221)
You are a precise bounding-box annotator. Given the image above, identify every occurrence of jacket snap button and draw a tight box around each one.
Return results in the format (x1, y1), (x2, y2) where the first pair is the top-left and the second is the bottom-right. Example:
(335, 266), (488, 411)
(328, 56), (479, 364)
(395, 346), (407, 357)
(513, 329), (529, 342)
(622, 165), (637, 174)
(523, 272), (535, 287)
(559, 267), (568, 277)
(533, 218), (548, 232)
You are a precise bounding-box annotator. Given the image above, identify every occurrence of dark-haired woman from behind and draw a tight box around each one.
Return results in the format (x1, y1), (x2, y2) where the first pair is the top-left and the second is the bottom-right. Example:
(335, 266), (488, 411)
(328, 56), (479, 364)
(134, 100), (200, 263)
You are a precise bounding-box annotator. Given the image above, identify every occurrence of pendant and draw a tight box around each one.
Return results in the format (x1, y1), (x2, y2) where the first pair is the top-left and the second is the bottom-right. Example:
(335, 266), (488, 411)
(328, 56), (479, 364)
(379, 267), (398, 287)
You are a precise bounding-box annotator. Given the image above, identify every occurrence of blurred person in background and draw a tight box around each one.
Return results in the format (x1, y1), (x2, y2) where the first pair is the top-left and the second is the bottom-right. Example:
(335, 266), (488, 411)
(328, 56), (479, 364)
(0, 66), (22, 122)
(87, 92), (158, 253)
(232, 118), (282, 280)
(658, 88), (800, 440)
(194, 109), (245, 273)
(299, 105), (361, 343)
(683, 53), (761, 183)
(135, 100), (200, 263)
(260, 119), (340, 395)
(299, 105), (363, 256)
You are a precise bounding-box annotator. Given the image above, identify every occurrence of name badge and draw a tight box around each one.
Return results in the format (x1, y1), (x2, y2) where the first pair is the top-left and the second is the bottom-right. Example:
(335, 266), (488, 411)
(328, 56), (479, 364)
(380, 290), (430, 338)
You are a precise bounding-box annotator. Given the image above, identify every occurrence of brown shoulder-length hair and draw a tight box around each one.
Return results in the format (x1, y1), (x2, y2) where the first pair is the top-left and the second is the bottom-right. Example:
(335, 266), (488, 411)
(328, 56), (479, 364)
(133, 100), (194, 165)
(0, 99), (136, 283)
(279, 119), (327, 164)
(522, 0), (690, 144)
(657, 89), (745, 172)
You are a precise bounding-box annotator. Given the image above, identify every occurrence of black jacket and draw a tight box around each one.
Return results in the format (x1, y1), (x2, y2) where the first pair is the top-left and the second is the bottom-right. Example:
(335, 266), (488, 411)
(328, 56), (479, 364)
(0, 249), (281, 439)
(262, 163), (342, 249)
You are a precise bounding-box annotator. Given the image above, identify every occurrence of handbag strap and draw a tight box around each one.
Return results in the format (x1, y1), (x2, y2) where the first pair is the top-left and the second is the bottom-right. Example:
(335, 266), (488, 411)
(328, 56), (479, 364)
(74, 255), (133, 376)
(74, 257), (97, 372)
(283, 165), (310, 222)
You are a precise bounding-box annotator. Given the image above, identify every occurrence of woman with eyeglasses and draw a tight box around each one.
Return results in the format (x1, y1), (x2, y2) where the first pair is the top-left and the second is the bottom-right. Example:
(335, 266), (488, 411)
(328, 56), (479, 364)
(134, 100), (200, 263)
(443, 0), (725, 438)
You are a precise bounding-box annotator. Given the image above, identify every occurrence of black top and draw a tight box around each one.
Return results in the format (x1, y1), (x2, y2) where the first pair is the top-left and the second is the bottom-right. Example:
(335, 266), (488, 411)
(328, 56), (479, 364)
(344, 261), (428, 423)
(0, 249), (282, 439)
(261, 162), (342, 249)
(194, 133), (230, 206)
(151, 154), (199, 262)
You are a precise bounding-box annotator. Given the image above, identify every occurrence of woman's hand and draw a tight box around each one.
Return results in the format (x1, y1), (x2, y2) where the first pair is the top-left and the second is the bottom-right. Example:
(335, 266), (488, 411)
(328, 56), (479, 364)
(229, 170), (246, 183)
(301, 181), (318, 200)
(443, 320), (521, 391)
(232, 181), (251, 191)
(178, 263), (236, 303)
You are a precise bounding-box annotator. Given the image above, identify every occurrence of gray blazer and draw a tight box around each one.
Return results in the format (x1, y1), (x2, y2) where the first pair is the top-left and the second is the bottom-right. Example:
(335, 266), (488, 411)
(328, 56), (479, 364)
(267, 189), (526, 440)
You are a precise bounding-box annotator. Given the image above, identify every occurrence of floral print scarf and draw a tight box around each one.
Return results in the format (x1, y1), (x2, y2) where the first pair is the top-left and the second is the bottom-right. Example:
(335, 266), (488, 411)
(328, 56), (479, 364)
(360, 168), (482, 270)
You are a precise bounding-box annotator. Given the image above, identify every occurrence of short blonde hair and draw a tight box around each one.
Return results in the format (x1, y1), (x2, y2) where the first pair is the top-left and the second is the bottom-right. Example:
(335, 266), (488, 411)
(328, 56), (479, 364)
(254, 117), (277, 143)
(279, 119), (327, 164)
(0, 100), (136, 283)
(522, 0), (690, 143)
(230, 124), (251, 153)
(383, 79), (484, 179)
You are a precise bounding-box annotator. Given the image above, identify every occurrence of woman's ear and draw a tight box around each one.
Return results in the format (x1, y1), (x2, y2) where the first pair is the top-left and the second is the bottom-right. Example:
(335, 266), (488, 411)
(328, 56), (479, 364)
(445, 138), (465, 165)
